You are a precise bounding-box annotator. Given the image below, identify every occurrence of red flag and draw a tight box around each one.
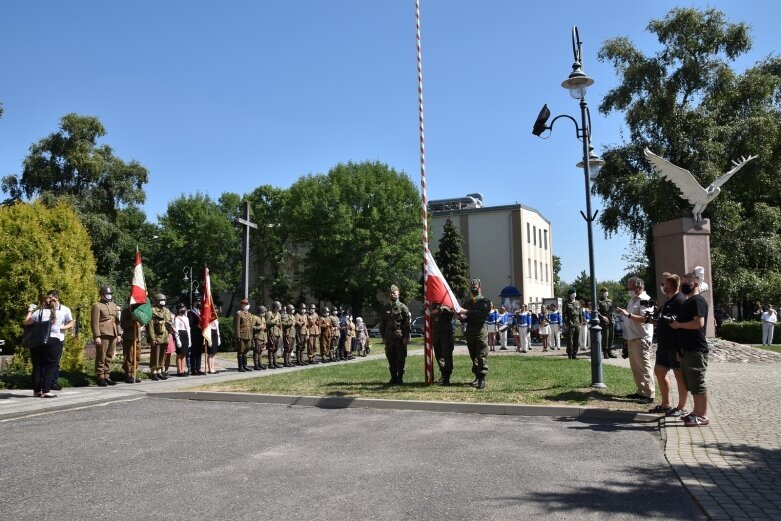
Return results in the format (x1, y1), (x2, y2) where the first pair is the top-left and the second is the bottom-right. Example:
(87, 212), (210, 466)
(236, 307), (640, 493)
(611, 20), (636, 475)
(129, 247), (147, 305)
(199, 266), (218, 345)
(425, 250), (463, 313)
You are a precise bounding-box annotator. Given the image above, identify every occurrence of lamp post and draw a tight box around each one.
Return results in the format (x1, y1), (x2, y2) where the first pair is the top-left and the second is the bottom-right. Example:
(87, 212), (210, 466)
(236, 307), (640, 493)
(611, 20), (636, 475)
(532, 26), (606, 388)
(183, 266), (193, 307)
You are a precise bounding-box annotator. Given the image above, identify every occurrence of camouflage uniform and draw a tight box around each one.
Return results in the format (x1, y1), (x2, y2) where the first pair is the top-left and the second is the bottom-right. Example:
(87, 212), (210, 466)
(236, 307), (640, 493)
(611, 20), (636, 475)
(462, 279), (491, 387)
(380, 285), (411, 384)
(563, 292), (582, 359)
(597, 290), (615, 357)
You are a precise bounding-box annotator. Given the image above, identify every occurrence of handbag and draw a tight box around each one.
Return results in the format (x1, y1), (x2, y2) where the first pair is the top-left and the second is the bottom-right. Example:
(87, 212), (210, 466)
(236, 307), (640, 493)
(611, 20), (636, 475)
(22, 310), (52, 349)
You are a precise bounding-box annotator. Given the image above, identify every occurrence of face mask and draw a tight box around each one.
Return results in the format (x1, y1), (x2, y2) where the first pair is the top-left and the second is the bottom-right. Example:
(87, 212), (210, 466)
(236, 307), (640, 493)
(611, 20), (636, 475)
(681, 283), (694, 295)
(569, 294), (576, 301)
(660, 285), (666, 294)
(159, 300), (166, 306)
(470, 288), (479, 296)
(104, 294), (113, 301)
(242, 305), (249, 311)
(600, 293), (607, 300)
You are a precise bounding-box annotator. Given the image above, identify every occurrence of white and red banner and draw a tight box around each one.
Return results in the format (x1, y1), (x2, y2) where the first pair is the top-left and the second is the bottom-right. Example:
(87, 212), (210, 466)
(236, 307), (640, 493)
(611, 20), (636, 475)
(424, 250), (463, 313)
(129, 247), (147, 305)
(199, 266), (218, 346)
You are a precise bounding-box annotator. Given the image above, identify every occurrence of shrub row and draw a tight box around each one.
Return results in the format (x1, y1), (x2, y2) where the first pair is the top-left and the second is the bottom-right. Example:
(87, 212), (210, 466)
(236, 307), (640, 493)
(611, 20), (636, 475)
(719, 321), (779, 344)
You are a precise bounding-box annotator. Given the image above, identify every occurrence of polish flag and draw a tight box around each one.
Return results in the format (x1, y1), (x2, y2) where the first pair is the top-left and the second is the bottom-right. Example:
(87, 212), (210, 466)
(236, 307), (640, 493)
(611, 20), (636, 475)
(199, 266), (218, 346)
(425, 250), (463, 313)
(129, 248), (147, 305)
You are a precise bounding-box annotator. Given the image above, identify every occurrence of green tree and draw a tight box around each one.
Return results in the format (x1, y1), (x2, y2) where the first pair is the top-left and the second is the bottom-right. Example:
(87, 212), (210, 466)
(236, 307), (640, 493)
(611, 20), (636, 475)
(594, 7), (781, 308)
(152, 193), (242, 305)
(286, 161), (420, 316)
(552, 255), (562, 286)
(1, 113), (151, 294)
(0, 201), (96, 371)
(434, 218), (470, 299)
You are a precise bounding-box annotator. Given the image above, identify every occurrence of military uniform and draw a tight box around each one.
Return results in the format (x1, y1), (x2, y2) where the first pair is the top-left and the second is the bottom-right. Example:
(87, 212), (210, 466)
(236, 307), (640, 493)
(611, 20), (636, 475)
(294, 305), (309, 365)
(319, 309), (332, 362)
(345, 316), (356, 359)
(432, 303), (455, 385)
(120, 306), (141, 382)
(234, 302), (254, 372)
(462, 282), (491, 387)
(330, 312), (341, 361)
(265, 305), (282, 368)
(146, 296), (174, 380)
(597, 291), (615, 357)
(91, 289), (121, 385)
(380, 285), (411, 384)
(281, 305), (296, 367)
(563, 292), (582, 359)
(307, 307), (320, 363)
(251, 308), (267, 370)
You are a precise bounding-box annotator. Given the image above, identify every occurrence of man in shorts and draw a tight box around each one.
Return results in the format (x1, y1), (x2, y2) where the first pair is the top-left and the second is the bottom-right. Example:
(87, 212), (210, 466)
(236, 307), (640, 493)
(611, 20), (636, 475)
(651, 273), (688, 417)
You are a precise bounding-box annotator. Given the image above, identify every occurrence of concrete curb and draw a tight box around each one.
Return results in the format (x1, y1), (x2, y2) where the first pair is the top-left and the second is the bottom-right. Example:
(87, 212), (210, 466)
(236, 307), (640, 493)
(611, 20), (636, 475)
(0, 394), (143, 422)
(150, 391), (662, 423)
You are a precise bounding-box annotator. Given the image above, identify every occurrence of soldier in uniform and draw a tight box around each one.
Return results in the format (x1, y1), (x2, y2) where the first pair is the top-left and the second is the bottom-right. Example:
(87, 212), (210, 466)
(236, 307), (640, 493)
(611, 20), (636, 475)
(91, 285), (121, 387)
(294, 303), (309, 366)
(319, 307), (332, 363)
(146, 293), (174, 381)
(233, 298), (254, 372)
(345, 311), (356, 360)
(460, 278), (490, 389)
(265, 301), (283, 369)
(330, 308), (341, 361)
(281, 304), (296, 367)
(563, 288), (582, 359)
(251, 305), (267, 370)
(431, 301), (455, 386)
(597, 286), (616, 358)
(307, 304), (320, 364)
(380, 284), (411, 384)
(120, 304), (141, 384)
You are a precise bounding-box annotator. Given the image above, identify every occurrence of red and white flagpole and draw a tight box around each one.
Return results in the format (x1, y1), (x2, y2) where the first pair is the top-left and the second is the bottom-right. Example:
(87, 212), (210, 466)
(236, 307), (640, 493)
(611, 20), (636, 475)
(416, 0), (434, 385)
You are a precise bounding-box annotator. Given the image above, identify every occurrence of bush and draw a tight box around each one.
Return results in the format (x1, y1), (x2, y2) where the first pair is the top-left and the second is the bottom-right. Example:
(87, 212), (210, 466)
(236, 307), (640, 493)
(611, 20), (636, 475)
(0, 200), (97, 372)
(218, 316), (235, 351)
(720, 321), (780, 344)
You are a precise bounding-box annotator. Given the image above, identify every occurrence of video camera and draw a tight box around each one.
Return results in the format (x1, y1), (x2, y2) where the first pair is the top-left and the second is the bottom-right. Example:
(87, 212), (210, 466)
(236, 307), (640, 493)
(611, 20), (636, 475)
(639, 297), (676, 324)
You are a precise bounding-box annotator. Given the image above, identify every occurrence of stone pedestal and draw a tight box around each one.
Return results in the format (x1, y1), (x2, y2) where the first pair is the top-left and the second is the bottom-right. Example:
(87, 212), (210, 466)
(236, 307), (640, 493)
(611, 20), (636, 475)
(652, 217), (715, 337)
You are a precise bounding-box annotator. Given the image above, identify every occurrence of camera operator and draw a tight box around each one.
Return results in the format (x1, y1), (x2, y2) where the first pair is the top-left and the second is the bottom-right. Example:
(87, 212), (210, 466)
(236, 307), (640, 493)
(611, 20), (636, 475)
(650, 273), (688, 416)
(615, 277), (656, 404)
(670, 271), (710, 427)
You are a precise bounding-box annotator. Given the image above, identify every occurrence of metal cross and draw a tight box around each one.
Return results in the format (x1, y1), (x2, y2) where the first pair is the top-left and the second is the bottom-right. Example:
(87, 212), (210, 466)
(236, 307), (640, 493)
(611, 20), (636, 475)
(235, 201), (258, 299)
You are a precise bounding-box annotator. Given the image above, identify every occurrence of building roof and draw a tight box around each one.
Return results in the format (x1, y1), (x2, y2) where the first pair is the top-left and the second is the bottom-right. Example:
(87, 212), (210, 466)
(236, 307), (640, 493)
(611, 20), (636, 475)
(430, 202), (551, 226)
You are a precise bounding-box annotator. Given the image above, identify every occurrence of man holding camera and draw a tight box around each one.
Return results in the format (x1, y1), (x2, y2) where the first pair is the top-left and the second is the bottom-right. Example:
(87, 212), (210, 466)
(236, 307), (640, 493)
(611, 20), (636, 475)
(616, 277), (656, 404)
(651, 273), (689, 416)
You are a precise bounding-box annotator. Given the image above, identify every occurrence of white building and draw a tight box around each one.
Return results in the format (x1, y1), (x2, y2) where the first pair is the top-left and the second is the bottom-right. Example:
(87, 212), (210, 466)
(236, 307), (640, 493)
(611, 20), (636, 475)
(429, 194), (554, 309)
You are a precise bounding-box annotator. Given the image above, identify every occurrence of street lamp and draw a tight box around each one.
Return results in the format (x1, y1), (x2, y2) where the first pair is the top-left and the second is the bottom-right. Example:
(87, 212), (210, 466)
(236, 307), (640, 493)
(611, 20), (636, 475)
(183, 266), (193, 307)
(531, 25), (605, 388)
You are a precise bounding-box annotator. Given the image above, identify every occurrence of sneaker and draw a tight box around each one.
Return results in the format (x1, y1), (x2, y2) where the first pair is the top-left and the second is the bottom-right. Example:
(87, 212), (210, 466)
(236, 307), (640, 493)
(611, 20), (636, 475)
(684, 415), (710, 427)
(666, 407), (688, 418)
(41, 393), (57, 398)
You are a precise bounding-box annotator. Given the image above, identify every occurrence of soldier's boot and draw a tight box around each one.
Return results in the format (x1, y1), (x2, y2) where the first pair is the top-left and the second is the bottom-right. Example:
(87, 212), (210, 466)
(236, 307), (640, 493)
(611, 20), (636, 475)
(440, 376), (451, 387)
(470, 376), (480, 387)
(283, 352), (293, 367)
(297, 351), (306, 365)
(237, 353), (246, 372)
(243, 355), (253, 371)
(252, 352), (261, 370)
(388, 369), (397, 385)
(476, 378), (486, 389)
(267, 351), (275, 369)
(397, 371), (404, 385)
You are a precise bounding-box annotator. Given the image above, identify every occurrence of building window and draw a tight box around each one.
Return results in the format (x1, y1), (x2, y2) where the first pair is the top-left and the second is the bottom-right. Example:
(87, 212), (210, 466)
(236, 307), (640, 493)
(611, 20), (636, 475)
(539, 229), (542, 247)
(533, 225), (537, 246)
(534, 260), (538, 280)
(527, 223), (530, 243)
(528, 258), (531, 277)
(544, 229), (548, 250)
(545, 263), (549, 282)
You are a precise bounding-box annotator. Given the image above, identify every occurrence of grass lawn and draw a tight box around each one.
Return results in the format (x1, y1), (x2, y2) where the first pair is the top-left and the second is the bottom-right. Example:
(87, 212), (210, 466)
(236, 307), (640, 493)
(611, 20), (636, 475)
(197, 355), (648, 411)
(753, 344), (781, 354)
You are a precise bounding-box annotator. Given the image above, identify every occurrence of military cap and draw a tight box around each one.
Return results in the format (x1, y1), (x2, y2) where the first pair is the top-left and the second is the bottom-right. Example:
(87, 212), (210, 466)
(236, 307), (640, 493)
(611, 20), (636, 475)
(600, 287), (609, 292)
(240, 298), (249, 305)
(568, 287), (577, 295)
(390, 284), (399, 293)
(99, 285), (113, 295)
(470, 278), (481, 287)
(154, 293), (166, 302)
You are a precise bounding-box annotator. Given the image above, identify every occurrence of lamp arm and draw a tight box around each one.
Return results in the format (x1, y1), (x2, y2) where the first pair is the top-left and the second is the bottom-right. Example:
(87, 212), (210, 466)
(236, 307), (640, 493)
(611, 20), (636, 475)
(548, 114), (583, 140)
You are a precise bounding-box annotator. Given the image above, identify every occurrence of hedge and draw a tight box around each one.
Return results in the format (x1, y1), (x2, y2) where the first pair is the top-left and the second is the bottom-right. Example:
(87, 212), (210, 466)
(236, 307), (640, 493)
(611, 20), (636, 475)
(719, 321), (779, 344)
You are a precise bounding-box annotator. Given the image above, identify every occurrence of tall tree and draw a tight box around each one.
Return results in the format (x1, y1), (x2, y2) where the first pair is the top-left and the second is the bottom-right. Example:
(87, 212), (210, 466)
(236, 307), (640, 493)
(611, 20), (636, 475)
(593, 7), (781, 308)
(434, 218), (470, 299)
(286, 161), (420, 316)
(1, 113), (151, 292)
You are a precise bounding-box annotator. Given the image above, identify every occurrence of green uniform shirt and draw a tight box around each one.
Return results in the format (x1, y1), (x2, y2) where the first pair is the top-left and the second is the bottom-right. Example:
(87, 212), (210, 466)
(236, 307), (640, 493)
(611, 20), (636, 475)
(281, 313), (296, 340)
(462, 296), (490, 336)
(234, 310), (254, 341)
(380, 300), (411, 340)
(563, 299), (582, 328)
(597, 297), (614, 325)
(265, 311), (282, 337)
(146, 306), (173, 344)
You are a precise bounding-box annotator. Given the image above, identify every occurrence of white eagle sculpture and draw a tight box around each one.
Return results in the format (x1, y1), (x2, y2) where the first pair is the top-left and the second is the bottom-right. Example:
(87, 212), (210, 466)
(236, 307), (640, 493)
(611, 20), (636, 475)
(644, 148), (758, 223)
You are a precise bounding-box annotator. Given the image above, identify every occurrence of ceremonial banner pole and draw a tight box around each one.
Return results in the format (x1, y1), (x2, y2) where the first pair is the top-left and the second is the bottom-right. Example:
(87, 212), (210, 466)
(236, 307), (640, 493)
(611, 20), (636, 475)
(133, 322), (139, 383)
(416, 0), (434, 385)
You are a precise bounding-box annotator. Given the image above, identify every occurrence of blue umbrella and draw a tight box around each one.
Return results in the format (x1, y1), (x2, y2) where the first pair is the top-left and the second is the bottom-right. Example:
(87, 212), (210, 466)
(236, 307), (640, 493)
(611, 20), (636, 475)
(499, 286), (521, 298)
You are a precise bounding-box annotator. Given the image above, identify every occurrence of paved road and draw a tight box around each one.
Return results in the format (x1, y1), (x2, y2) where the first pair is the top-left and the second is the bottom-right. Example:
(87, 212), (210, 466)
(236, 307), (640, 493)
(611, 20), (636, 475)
(0, 398), (702, 521)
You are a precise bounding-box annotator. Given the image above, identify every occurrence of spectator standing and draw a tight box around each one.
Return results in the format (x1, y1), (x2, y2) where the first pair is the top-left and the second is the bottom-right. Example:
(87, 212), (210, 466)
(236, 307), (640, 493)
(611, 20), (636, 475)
(761, 305), (777, 346)
(616, 277), (656, 404)
(548, 304), (562, 350)
(173, 304), (191, 377)
(580, 300), (591, 350)
(671, 271), (711, 427)
(24, 290), (73, 397)
(514, 305), (531, 353)
(487, 302), (498, 352)
(651, 273), (688, 417)
(355, 317), (369, 357)
(538, 308), (551, 351)
(497, 305), (511, 350)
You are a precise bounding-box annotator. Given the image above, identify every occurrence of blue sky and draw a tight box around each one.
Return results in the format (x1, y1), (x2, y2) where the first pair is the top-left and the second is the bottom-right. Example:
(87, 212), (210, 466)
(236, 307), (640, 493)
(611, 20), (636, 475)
(1, 0), (777, 283)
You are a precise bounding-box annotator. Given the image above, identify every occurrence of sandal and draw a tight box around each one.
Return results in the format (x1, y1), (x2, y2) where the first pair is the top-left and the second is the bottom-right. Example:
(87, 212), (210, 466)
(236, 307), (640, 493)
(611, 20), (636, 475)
(683, 415), (710, 427)
(649, 404), (672, 413)
(666, 407), (688, 417)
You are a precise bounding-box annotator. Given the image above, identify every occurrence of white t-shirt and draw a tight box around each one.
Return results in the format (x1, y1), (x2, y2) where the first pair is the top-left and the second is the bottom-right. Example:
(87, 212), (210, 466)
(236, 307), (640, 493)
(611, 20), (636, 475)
(761, 311), (778, 324)
(623, 292), (654, 342)
(29, 305), (73, 341)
